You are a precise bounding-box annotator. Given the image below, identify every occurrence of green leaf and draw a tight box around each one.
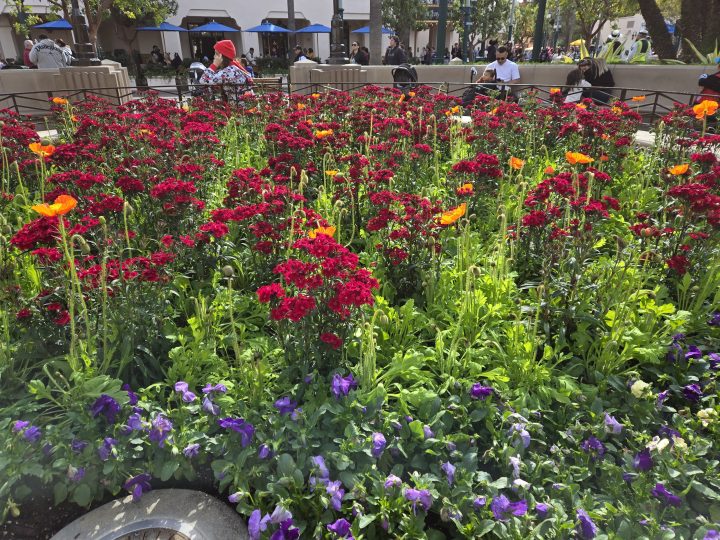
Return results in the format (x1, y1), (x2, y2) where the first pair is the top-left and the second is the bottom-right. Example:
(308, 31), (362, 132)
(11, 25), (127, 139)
(160, 460), (179, 481)
(53, 483), (68, 505)
(691, 481), (720, 500)
(358, 513), (376, 528)
(72, 484), (92, 507)
(277, 453), (296, 478)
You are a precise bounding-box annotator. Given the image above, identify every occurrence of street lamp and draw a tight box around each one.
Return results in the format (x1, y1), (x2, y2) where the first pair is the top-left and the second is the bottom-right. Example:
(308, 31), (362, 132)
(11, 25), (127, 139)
(70, 0), (100, 65)
(507, 0), (517, 45)
(462, 0), (472, 62)
(327, 0), (348, 64)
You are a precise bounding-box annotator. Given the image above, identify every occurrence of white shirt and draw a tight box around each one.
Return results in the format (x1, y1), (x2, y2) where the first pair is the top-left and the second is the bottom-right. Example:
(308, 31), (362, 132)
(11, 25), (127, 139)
(29, 39), (72, 68)
(565, 80), (592, 103)
(485, 59), (520, 90)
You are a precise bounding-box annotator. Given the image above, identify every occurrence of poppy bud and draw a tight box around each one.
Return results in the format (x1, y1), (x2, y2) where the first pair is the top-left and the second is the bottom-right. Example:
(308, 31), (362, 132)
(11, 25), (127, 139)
(377, 311), (389, 327)
(123, 201), (134, 215)
(469, 265), (482, 277)
(222, 265), (235, 278)
(98, 216), (106, 226)
(13, 194), (25, 206)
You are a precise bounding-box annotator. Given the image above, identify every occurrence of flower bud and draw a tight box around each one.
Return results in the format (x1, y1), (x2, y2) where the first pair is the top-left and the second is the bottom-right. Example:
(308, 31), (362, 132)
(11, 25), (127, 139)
(222, 265), (235, 278)
(123, 201), (134, 215)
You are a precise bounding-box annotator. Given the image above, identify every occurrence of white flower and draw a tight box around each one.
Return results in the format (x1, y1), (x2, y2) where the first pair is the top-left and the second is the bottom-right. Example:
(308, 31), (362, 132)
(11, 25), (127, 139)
(672, 436), (688, 453)
(697, 408), (716, 427)
(630, 380), (651, 398)
(646, 436), (670, 453)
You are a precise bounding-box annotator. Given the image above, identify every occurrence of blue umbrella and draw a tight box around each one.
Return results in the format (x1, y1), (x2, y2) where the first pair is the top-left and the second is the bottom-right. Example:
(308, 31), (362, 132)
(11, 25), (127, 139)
(34, 19), (73, 30)
(190, 21), (239, 33)
(352, 25), (394, 35)
(137, 22), (187, 32)
(295, 23), (331, 34)
(244, 23), (292, 33)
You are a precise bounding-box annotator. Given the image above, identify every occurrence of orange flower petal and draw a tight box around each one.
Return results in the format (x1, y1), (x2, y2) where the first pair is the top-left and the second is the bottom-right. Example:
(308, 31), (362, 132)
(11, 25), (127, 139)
(439, 203), (467, 226)
(668, 163), (690, 175)
(509, 157), (525, 170)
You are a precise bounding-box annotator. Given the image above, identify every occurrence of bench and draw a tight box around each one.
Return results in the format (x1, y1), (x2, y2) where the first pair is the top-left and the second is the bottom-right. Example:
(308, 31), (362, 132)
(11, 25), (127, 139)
(252, 77), (283, 93)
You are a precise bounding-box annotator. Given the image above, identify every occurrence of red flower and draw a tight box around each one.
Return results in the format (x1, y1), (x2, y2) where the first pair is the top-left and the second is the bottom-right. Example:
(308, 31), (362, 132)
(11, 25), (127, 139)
(521, 210), (548, 228)
(270, 294), (317, 322)
(16, 308), (32, 321)
(320, 332), (343, 350)
(257, 283), (286, 303)
(666, 255), (690, 275)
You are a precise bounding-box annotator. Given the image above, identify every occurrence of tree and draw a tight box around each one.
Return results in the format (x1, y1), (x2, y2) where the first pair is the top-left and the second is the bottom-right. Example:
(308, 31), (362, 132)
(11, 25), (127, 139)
(515, 1), (539, 46)
(369, 0), (383, 64)
(448, 0), (510, 54)
(382, 0), (428, 52)
(636, 0), (675, 58)
(679, 0), (720, 61)
(9, 0), (176, 48)
(562, 0), (635, 48)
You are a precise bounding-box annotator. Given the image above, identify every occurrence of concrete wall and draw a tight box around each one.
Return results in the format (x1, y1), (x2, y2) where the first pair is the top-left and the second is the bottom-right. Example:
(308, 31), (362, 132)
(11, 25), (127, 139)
(0, 62), (131, 116)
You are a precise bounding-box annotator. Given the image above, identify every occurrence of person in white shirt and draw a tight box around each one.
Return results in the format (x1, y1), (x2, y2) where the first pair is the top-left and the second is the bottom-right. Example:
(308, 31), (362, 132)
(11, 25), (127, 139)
(563, 68), (592, 103)
(484, 46), (520, 98)
(29, 34), (72, 68)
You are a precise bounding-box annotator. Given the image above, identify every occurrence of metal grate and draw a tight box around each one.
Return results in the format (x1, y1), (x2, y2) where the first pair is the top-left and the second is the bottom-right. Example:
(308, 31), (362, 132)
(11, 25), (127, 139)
(114, 529), (190, 540)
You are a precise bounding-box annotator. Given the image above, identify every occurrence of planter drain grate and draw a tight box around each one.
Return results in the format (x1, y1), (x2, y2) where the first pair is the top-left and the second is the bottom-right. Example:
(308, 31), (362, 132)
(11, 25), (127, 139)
(115, 529), (190, 540)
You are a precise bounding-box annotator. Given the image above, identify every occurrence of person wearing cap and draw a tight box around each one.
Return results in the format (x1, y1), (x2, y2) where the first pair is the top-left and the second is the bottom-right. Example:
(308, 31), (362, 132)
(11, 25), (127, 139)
(199, 40), (252, 101)
(697, 57), (720, 106)
(625, 30), (651, 63)
(601, 30), (623, 58)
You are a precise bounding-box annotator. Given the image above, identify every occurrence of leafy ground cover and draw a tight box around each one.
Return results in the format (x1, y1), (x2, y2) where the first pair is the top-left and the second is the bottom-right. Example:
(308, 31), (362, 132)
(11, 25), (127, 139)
(0, 90), (719, 539)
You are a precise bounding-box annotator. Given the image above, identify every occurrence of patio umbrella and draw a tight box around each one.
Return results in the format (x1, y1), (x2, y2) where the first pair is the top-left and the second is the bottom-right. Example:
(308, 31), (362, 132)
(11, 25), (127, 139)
(352, 25), (394, 35)
(569, 38), (585, 46)
(33, 19), (73, 30)
(295, 24), (331, 34)
(190, 21), (240, 33)
(137, 22), (187, 32)
(244, 23), (292, 33)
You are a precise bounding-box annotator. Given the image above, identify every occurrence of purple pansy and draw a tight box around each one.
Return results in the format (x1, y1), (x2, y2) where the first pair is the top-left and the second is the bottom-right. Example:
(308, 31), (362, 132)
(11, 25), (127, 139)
(327, 518), (352, 538)
(604, 413), (623, 434)
(183, 443), (200, 458)
(509, 455), (521, 478)
(404, 488), (432, 513)
(441, 461), (456, 485)
(709, 312), (720, 326)
(174, 381), (197, 403)
(67, 466), (85, 483)
(124, 412), (145, 433)
(274, 397), (297, 416)
(326, 480), (345, 511)
(470, 383), (493, 399)
(685, 345), (703, 359)
(202, 396), (220, 415)
(576, 508), (598, 539)
(490, 495), (527, 521)
(657, 390), (670, 407)
(682, 383), (702, 402)
(651, 483), (682, 507)
(22, 425), (42, 443)
(202, 383), (227, 394)
(331, 373), (357, 399)
(473, 496), (487, 509)
(508, 423), (531, 448)
(258, 444), (272, 459)
(423, 425), (434, 439)
(385, 474), (402, 489)
(709, 353), (720, 370)
(122, 383), (138, 406)
(123, 473), (152, 501)
(218, 417), (255, 447)
(581, 436), (606, 461)
(12, 420), (29, 433)
(71, 439), (89, 453)
(704, 530), (719, 540)
(248, 509), (271, 540)
(228, 492), (241, 503)
(634, 449), (654, 471)
(98, 437), (117, 461)
(148, 414), (173, 447)
(371, 432), (387, 458)
(91, 394), (121, 424)
(535, 503), (550, 518)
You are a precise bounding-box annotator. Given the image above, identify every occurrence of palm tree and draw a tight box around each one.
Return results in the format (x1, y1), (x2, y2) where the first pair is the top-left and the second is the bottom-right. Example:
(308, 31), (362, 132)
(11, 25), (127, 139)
(287, 0), (296, 57)
(369, 0), (383, 64)
(636, 0), (675, 59)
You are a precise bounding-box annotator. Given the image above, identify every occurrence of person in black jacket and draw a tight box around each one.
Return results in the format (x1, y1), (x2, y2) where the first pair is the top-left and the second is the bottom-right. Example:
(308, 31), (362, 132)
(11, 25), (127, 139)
(697, 57), (720, 106)
(384, 35), (407, 65)
(355, 46), (370, 66)
(578, 58), (614, 104)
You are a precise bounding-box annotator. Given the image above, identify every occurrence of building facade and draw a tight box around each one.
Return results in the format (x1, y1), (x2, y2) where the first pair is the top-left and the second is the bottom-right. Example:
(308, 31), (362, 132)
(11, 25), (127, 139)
(0, 0), (458, 64)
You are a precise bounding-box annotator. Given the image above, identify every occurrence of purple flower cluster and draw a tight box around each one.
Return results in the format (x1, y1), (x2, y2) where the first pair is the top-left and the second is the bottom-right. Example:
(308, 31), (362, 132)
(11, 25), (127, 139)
(580, 436), (606, 461)
(248, 506), (299, 540)
(274, 397), (298, 416)
(490, 495), (527, 521)
(91, 394), (121, 424)
(327, 518), (353, 539)
(470, 383), (493, 399)
(218, 417), (255, 447)
(331, 373), (357, 399)
(148, 414), (173, 447)
(404, 488), (432, 513)
(12, 420), (41, 443)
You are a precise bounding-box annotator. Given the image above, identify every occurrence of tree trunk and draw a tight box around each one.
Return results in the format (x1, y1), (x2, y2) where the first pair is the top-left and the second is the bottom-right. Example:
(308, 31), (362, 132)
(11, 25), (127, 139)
(369, 0), (383, 64)
(679, 0), (705, 62)
(636, 0), (675, 59)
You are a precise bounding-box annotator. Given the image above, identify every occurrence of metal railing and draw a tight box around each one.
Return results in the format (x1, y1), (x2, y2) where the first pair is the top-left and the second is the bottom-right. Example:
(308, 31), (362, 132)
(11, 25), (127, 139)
(0, 79), (707, 130)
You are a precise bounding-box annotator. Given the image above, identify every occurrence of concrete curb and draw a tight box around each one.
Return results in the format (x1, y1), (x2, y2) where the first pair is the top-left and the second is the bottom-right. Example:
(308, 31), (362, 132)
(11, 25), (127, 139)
(50, 489), (248, 540)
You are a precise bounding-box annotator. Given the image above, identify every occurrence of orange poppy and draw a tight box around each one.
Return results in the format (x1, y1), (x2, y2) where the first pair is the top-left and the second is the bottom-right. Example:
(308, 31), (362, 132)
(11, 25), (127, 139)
(668, 163), (690, 175)
(611, 106), (622, 115)
(549, 88), (561, 95)
(565, 151), (594, 165)
(325, 170), (339, 177)
(31, 194), (77, 217)
(693, 100), (719, 119)
(456, 183), (474, 195)
(28, 142), (56, 158)
(52, 97), (68, 105)
(408, 91), (416, 98)
(600, 133), (610, 140)
(70, 115), (79, 122)
(310, 93), (321, 100)
(308, 225), (336, 238)
(599, 154), (609, 162)
(439, 203), (467, 226)
(544, 165), (555, 175)
(398, 94), (406, 103)
(296, 103), (306, 110)
(509, 157), (525, 170)
(576, 103), (587, 109)
(631, 95), (646, 102)
(314, 129), (334, 139)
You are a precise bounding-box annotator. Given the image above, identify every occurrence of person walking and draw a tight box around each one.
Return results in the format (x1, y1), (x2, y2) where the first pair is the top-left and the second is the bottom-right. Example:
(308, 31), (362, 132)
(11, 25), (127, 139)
(625, 30), (651, 63)
(384, 35), (407, 65)
(29, 34), (72, 68)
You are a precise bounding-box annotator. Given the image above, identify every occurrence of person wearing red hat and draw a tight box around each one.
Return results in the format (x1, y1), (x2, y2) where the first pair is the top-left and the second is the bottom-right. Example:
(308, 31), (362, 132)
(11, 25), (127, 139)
(199, 39), (253, 101)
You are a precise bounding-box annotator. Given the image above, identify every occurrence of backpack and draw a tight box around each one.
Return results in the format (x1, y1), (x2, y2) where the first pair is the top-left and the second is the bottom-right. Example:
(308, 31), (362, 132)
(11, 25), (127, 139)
(392, 63), (418, 92)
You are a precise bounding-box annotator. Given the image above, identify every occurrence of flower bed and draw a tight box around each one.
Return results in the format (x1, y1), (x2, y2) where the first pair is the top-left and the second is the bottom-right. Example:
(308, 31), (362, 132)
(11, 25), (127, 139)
(0, 90), (718, 539)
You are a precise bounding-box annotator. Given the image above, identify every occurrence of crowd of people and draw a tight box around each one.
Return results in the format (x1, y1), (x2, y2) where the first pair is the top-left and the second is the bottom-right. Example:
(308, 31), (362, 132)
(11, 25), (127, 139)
(0, 34), (75, 70)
